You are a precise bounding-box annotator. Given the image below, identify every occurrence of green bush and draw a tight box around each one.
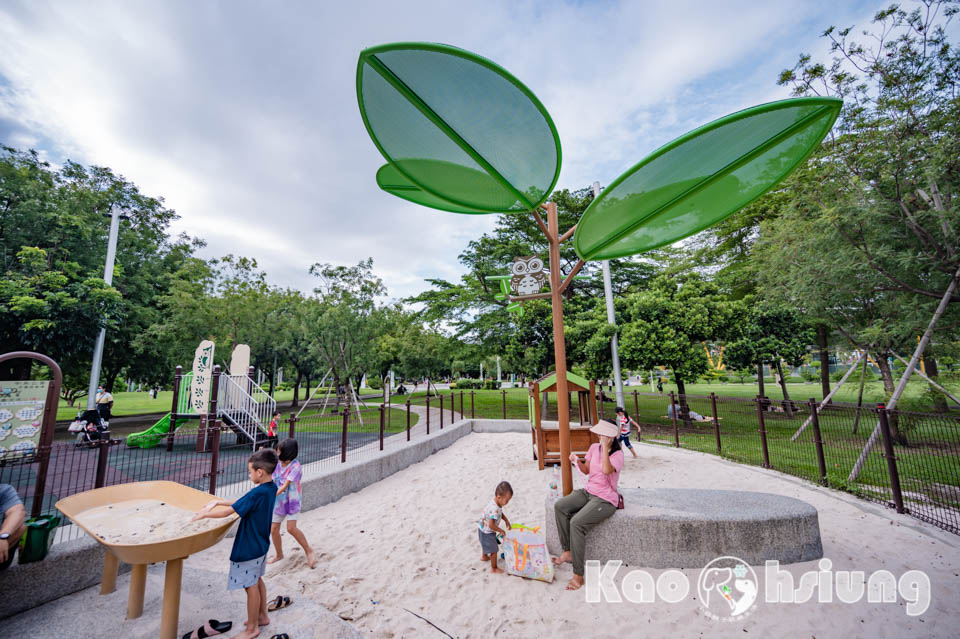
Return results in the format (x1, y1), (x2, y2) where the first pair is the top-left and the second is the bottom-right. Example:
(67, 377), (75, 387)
(367, 376), (382, 390)
(483, 379), (501, 390)
(801, 369), (819, 382)
(455, 378), (483, 389)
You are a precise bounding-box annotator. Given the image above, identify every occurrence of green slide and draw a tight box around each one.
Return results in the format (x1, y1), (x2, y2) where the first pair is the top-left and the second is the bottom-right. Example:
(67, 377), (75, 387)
(126, 413), (190, 448)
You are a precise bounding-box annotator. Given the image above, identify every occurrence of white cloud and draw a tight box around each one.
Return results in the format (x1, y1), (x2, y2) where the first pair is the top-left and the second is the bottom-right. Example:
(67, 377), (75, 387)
(0, 0), (879, 300)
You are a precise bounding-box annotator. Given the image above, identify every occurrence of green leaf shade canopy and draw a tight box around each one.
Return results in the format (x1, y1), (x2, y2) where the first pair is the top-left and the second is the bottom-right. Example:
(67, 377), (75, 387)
(573, 97), (842, 261)
(376, 162), (491, 214)
(357, 42), (562, 214)
(357, 43), (841, 262)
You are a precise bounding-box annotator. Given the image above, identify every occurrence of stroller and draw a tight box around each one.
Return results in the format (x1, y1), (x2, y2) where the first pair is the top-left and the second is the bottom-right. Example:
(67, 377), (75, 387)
(68, 405), (110, 447)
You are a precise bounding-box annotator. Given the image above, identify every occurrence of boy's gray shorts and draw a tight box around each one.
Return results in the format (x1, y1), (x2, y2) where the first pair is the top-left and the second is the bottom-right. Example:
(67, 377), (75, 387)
(478, 529), (498, 555)
(228, 554), (267, 590)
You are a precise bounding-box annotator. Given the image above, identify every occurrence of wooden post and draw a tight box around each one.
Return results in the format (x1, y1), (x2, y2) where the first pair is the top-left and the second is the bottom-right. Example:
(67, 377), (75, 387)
(460, 390), (464, 417)
(877, 404), (905, 513)
(755, 395), (771, 469)
(669, 391), (679, 447)
(545, 202), (574, 495)
(167, 365), (182, 452)
(502, 389), (507, 419)
(94, 439), (110, 488)
(710, 392), (721, 454)
(340, 408), (349, 463)
(809, 398), (827, 485)
(288, 412), (296, 439)
(208, 425), (221, 495)
(439, 393), (444, 429)
(451, 391), (455, 422)
(470, 391), (475, 419)
(426, 395), (430, 434)
(405, 399), (411, 441)
(379, 404), (385, 451)
(588, 379), (598, 425)
(633, 390), (639, 426)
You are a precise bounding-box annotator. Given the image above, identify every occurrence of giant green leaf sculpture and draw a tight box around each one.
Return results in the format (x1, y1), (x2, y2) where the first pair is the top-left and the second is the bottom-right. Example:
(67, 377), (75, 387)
(357, 43), (562, 213)
(357, 42), (841, 262)
(573, 97), (842, 260)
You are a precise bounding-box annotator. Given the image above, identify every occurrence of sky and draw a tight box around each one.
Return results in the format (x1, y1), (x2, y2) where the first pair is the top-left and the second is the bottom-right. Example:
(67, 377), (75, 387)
(0, 0), (883, 302)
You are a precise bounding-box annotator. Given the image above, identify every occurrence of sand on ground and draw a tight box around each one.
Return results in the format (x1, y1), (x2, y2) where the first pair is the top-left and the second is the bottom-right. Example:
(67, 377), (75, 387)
(183, 432), (960, 638)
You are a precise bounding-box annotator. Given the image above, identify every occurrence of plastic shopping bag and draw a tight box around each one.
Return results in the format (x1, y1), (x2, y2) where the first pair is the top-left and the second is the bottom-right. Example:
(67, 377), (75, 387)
(498, 523), (554, 583)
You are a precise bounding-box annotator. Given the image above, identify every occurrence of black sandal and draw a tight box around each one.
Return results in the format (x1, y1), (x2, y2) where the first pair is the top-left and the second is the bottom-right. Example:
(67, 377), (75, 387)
(182, 619), (232, 639)
(271, 635), (290, 639)
(267, 595), (293, 611)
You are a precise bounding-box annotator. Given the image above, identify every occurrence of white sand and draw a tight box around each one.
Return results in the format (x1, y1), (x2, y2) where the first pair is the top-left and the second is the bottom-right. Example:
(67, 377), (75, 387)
(78, 499), (223, 545)
(186, 433), (959, 638)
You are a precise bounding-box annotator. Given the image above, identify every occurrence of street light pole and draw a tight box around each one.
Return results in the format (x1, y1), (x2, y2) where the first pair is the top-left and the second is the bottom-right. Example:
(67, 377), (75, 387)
(594, 182), (625, 407)
(86, 206), (124, 410)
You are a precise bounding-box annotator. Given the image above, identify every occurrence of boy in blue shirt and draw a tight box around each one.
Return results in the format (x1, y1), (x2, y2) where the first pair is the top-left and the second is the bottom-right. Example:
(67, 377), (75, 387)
(194, 447), (282, 638)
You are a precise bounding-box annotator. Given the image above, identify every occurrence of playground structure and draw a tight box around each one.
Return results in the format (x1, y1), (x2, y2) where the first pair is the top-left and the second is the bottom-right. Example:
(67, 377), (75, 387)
(529, 371), (599, 470)
(126, 342), (276, 450)
(56, 480), (238, 639)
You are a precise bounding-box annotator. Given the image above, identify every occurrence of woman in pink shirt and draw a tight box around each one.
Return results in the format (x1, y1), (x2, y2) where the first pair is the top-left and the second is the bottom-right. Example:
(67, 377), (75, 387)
(552, 419), (624, 590)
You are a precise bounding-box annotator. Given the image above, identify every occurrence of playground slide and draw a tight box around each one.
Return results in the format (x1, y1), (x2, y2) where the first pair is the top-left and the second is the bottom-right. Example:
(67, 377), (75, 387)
(125, 412), (189, 448)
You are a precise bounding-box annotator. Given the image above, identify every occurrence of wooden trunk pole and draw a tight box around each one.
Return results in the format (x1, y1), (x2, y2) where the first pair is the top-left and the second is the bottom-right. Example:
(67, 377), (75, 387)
(545, 202), (574, 495)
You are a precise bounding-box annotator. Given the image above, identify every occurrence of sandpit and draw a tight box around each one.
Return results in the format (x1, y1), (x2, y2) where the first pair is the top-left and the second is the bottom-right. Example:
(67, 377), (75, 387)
(77, 499), (221, 545)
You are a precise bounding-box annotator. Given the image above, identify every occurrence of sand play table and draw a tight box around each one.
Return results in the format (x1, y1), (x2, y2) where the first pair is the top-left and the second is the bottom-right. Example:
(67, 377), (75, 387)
(56, 481), (238, 639)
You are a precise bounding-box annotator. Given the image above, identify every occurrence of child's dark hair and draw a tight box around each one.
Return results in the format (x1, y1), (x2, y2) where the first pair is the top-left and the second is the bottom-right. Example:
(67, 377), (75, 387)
(495, 481), (513, 497)
(615, 406), (625, 414)
(277, 437), (298, 462)
(249, 447), (278, 474)
(273, 410), (280, 417)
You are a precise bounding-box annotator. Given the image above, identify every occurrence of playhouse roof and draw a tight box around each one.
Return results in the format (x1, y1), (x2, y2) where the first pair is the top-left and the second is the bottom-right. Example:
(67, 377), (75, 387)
(535, 371), (591, 393)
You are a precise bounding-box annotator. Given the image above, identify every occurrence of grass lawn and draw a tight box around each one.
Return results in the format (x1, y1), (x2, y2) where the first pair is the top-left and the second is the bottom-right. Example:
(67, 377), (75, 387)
(54, 378), (957, 422)
(291, 406), (417, 433)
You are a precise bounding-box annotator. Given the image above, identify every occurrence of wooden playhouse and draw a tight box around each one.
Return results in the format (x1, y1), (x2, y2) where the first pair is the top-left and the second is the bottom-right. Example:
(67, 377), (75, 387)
(528, 371), (599, 470)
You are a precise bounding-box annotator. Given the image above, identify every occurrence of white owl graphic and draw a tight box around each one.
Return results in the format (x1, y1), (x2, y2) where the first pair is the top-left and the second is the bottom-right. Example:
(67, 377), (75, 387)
(510, 256), (547, 296)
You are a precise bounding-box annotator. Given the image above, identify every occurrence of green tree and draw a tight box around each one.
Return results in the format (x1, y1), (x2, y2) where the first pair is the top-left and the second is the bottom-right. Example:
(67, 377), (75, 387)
(757, 1), (960, 424)
(724, 301), (814, 414)
(618, 274), (737, 426)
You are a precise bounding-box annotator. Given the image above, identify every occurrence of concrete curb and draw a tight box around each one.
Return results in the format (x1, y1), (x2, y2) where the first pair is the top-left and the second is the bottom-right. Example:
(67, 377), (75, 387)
(0, 418), (530, 619)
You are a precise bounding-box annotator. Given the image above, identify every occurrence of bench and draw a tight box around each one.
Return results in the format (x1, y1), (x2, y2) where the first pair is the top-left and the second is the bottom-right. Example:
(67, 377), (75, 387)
(545, 487), (822, 568)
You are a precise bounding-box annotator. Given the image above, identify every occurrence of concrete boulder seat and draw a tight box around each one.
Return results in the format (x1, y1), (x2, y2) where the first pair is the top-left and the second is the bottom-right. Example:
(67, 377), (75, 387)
(546, 488), (823, 569)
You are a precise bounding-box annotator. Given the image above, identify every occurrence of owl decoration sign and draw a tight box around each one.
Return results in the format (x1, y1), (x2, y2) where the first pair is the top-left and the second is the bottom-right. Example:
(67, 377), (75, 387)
(510, 256), (547, 296)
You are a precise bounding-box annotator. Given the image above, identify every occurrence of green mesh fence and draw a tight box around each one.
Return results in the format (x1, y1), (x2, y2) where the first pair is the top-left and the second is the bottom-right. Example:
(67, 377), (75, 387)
(574, 97), (842, 260)
(357, 43), (561, 214)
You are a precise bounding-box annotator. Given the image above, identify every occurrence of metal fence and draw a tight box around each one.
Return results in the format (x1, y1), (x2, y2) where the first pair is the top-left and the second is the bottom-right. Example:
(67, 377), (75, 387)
(2, 388), (957, 545)
(627, 391), (960, 536)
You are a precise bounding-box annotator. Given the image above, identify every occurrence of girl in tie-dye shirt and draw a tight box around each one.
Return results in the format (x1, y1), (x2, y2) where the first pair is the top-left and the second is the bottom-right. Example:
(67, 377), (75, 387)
(267, 438), (316, 569)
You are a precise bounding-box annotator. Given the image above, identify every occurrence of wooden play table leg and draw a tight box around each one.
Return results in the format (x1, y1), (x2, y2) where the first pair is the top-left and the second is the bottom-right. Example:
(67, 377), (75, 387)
(158, 557), (185, 639)
(128, 563), (148, 618)
(101, 551), (119, 594)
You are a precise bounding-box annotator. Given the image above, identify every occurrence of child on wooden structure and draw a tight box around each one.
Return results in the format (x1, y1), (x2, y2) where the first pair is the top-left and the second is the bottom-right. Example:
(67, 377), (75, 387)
(193, 448), (291, 638)
(478, 481), (513, 573)
(268, 437), (316, 569)
(615, 407), (640, 458)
